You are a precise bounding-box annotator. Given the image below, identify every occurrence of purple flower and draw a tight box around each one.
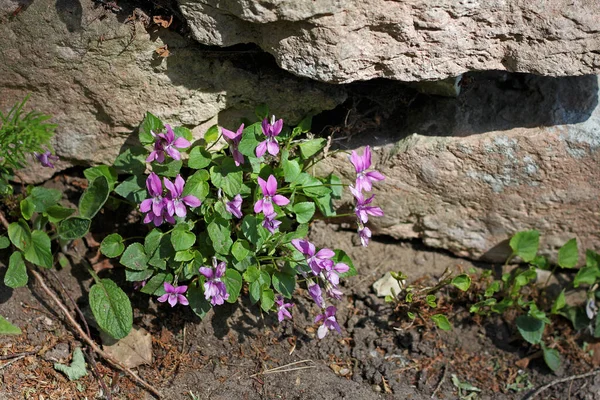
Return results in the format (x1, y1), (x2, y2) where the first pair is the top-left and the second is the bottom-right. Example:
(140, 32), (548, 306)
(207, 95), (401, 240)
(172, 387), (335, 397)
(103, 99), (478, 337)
(291, 239), (335, 275)
(133, 280), (147, 291)
(140, 172), (164, 217)
(254, 175), (289, 216)
(34, 151), (59, 168)
(226, 194), (243, 219)
(315, 306), (342, 339)
(221, 124), (245, 166)
(143, 206), (175, 226)
(349, 146), (385, 192)
(262, 213), (282, 234)
(146, 124), (191, 163)
(275, 295), (293, 322)
(326, 284), (343, 300)
(164, 174), (201, 218)
(199, 261), (229, 306)
(358, 226), (372, 247)
(256, 116), (283, 157)
(586, 298), (598, 320)
(157, 282), (189, 307)
(349, 185), (384, 224)
(321, 262), (349, 287)
(308, 282), (324, 308)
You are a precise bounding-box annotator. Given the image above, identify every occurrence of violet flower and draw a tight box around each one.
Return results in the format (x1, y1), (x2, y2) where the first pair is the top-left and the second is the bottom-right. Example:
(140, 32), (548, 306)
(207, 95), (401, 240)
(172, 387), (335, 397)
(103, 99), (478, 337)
(358, 226), (372, 247)
(34, 151), (59, 168)
(256, 116), (283, 157)
(349, 146), (385, 192)
(221, 124), (245, 166)
(133, 280), (147, 291)
(291, 239), (335, 275)
(157, 282), (189, 307)
(308, 282), (325, 308)
(146, 124), (191, 163)
(315, 306), (342, 339)
(199, 260), (229, 306)
(140, 172), (164, 217)
(262, 213), (282, 234)
(586, 298), (598, 320)
(321, 262), (349, 287)
(275, 295), (293, 322)
(349, 185), (384, 224)
(254, 175), (289, 216)
(226, 194), (243, 219)
(143, 206), (176, 227)
(325, 284), (343, 300)
(164, 174), (201, 217)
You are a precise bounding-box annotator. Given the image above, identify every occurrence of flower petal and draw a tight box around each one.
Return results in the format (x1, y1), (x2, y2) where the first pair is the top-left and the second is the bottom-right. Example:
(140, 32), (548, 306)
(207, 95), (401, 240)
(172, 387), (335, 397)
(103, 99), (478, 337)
(257, 177), (268, 196)
(216, 262), (227, 278)
(271, 119), (283, 136)
(316, 248), (335, 259)
(254, 199), (264, 214)
(177, 295), (189, 306)
(140, 199), (152, 213)
(266, 140), (280, 156)
(266, 175), (278, 196)
(256, 141), (267, 158)
(174, 175), (185, 196)
(173, 137), (191, 149)
(163, 282), (175, 293)
(163, 177), (177, 197)
(199, 267), (214, 280)
(174, 285), (188, 294)
(272, 194), (289, 207)
(366, 170), (385, 182)
(167, 294), (178, 307)
(157, 294), (169, 303)
(317, 324), (328, 339)
(174, 201), (187, 217)
(183, 195), (201, 208)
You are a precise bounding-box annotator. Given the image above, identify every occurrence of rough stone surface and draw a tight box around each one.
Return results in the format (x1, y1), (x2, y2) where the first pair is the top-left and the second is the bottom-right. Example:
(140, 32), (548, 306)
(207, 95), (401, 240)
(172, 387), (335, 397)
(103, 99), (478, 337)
(0, 0), (345, 182)
(178, 0), (600, 83)
(319, 73), (600, 261)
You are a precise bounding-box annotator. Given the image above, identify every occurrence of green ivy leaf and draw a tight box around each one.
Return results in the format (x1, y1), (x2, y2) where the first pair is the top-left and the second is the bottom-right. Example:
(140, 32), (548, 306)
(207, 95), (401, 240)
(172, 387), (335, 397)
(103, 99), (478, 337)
(79, 175), (110, 219)
(45, 206), (76, 223)
(153, 160), (182, 178)
(5, 252), (28, 288)
(260, 288), (275, 312)
(451, 274), (471, 291)
(139, 112), (164, 144)
(54, 347), (88, 381)
(125, 268), (154, 282)
(586, 250), (600, 269)
(238, 123), (261, 157)
(332, 250), (357, 279)
(204, 124), (219, 143)
(574, 266), (600, 287)
(20, 198), (34, 220)
(509, 230), (540, 262)
(558, 238), (578, 269)
(243, 266), (260, 283)
(84, 166), (118, 190)
(113, 147), (147, 175)
(272, 270), (296, 298)
(595, 313), (600, 339)
(293, 202), (315, 224)
(299, 174), (331, 198)
(29, 187), (62, 214)
(426, 294), (437, 308)
(207, 218), (233, 255)
(516, 315), (544, 344)
(551, 289), (566, 314)
(327, 174), (343, 199)
(541, 344), (561, 372)
(58, 217), (91, 240)
(119, 243), (147, 271)
(299, 138), (326, 159)
(431, 314), (452, 331)
(174, 249), (194, 262)
(8, 220), (31, 251)
(223, 269), (242, 303)
(100, 234), (125, 258)
(282, 157), (301, 184)
(188, 282), (211, 320)
(296, 114), (312, 133)
(114, 175), (147, 203)
(210, 159), (243, 197)
(188, 147), (212, 169)
(0, 315), (21, 335)
(141, 273), (173, 295)
(241, 215), (264, 249)
(249, 280), (261, 304)
(171, 226), (196, 252)
(232, 240), (251, 262)
(24, 230), (52, 268)
(173, 126), (193, 142)
(89, 278), (133, 339)
(0, 236), (9, 249)
(183, 170), (210, 201)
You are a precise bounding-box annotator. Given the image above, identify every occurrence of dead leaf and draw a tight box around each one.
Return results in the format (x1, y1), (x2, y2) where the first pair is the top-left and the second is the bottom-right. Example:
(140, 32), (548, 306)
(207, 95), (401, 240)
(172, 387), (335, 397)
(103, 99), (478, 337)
(155, 44), (170, 58)
(153, 15), (173, 28)
(100, 326), (153, 368)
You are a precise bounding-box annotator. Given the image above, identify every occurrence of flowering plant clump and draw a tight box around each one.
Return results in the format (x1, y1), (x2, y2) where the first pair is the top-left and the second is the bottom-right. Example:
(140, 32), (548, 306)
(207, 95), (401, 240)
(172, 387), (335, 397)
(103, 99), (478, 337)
(95, 106), (385, 339)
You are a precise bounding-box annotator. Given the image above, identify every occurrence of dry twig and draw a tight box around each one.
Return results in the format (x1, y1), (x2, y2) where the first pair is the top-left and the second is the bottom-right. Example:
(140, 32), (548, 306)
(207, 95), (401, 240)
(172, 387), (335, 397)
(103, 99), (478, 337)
(250, 359), (316, 377)
(525, 369), (600, 399)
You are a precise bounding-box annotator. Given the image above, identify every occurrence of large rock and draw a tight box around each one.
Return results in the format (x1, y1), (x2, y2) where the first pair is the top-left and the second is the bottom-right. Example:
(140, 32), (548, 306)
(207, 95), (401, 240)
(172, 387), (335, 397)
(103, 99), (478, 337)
(318, 72), (600, 261)
(178, 0), (600, 83)
(0, 0), (345, 182)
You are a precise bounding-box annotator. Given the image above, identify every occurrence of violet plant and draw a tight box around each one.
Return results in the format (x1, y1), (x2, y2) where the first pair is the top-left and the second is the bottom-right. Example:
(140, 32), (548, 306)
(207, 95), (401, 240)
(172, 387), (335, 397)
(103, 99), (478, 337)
(98, 105), (386, 338)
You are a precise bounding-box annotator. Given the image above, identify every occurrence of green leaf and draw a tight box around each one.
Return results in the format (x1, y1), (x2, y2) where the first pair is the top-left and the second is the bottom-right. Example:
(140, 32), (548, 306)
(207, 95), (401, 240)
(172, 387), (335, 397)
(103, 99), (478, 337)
(249, 280), (261, 304)
(20, 198), (34, 220)
(8, 220), (31, 251)
(5, 252), (28, 288)
(119, 243), (147, 271)
(147, 233), (174, 270)
(89, 278), (133, 339)
(272, 270), (296, 298)
(207, 218), (233, 255)
(293, 202), (315, 224)
(283, 157), (301, 183)
(125, 268), (153, 282)
(188, 282), (211, 320)
(332, 250), (357, 279)
(183, 170), (210, 201)
(141, 273), (173, 295)
(188, 147), (212, 169)
(0, 315), (21, 335)
(595, 313), (600, 338)
(113, 147), (147, 175)
(153, 160), (182, 177)
(299, 138), (326, 159)
(559, 306), (589, 331)
(551, 290), (566, 314)
(173, 125), (193, 142)
(84, 166), (118, 190)
(541, 344), (561, 372)
(58, 217), (91, 240)
(238, 123), (261, 157)
(586, 250), (600, 269)
(299, 174), (331, 197)
(232, 240), (251, 262)
(114, 175), (147, 203)
(531, 255), (549, 270)
(315, 194), (336, 217)
(426, 294), (437, 308)
(45, 205), (76, 223)
(210, 159), (243, 197)
(575, 266), (600, 287)
(260, 288), (275, 312)
(29, 187), (62, 213)
(24, 230), (52, 268)
(54, 347), (88, 381)
(327, 174), (343, 199)
(516, 315), (544, 344)
(100, 234), (125, 258)
(223, 269), (242, 303)
(171, 226), (196, 252)
(79, 175), (110, 219)
(174, 249), (194, 262)
(451, 274), (471, 291)
(509, 230), (540, 262)
(0, 236), (9, 249)
(241, 215), (264, 248)
(204, 124), (219, 143)
(296, 114), (312, 133)
(431, 314), (452, 331)
(139, 112), (164, 144)
(255, 104), (269, 120)
(558, 238), (578, 269)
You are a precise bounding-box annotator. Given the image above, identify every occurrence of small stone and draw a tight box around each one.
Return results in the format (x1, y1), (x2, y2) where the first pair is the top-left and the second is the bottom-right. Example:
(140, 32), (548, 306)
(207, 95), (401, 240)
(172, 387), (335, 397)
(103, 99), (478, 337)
(338, 367), (351, 376)
(43, 317), (54, 327)
(372, 385), (382, 393)
(43, 342), (70, 362)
